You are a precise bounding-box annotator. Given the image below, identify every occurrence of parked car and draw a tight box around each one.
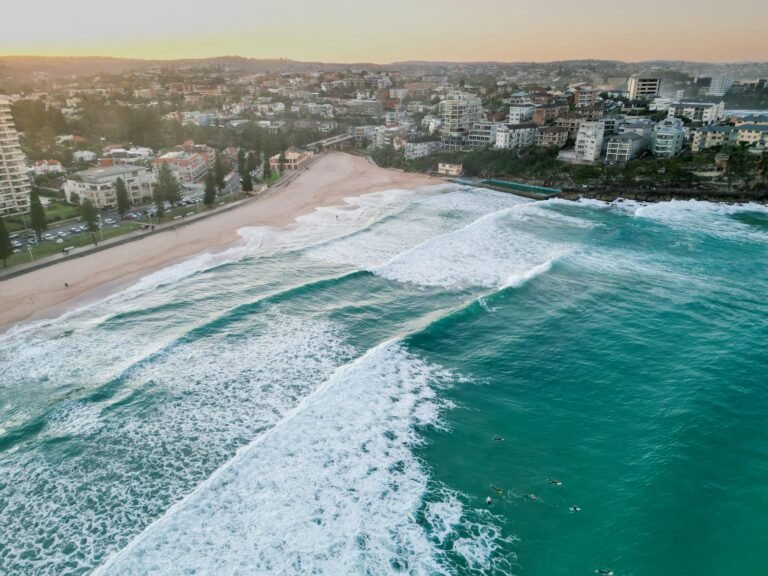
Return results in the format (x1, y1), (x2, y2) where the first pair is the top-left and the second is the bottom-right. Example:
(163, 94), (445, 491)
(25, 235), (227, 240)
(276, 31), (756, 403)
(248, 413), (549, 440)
(104, 218), (116, 224)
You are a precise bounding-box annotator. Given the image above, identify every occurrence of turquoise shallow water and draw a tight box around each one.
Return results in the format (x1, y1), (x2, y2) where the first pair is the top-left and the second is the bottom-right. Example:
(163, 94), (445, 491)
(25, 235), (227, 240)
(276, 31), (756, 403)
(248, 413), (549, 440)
(0, 186), (766, 575)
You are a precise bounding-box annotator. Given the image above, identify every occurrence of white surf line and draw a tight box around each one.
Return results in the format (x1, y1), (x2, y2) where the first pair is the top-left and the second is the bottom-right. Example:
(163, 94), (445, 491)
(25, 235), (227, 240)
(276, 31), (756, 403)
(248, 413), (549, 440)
(93, 338), (406, 574)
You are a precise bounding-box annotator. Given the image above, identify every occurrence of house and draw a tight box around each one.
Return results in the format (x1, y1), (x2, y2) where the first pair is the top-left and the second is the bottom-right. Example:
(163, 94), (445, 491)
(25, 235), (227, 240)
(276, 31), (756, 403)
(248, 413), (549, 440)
(438, 163), (463, 177)
(31, 160), (64, 176)
(269, 147), (315, 171)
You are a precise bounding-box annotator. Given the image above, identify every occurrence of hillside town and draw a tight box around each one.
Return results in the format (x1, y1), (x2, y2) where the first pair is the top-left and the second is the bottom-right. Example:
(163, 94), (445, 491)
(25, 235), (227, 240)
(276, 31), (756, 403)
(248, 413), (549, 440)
(2, 57), (768, 265)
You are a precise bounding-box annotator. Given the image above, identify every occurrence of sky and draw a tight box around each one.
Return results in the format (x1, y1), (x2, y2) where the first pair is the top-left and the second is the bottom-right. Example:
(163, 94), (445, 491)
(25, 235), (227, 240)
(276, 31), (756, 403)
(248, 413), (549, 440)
(2, 0), (766, 63)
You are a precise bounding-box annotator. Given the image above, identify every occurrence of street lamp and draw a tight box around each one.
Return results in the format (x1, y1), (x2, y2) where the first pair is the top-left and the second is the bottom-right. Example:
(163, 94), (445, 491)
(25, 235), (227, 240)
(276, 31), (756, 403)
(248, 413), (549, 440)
(97, 213), (104, 241)
(27, 244), (33, 261)
(195, 198), (200, 213)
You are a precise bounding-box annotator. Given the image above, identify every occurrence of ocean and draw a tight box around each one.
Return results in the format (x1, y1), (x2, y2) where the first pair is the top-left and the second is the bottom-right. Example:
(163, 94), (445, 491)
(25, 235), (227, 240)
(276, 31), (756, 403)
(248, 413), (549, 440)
(1, 185), (766, 575)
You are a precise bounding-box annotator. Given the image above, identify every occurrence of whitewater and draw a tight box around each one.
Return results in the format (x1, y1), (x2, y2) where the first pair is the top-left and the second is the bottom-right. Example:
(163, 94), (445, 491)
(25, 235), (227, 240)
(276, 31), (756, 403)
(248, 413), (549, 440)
(1, 185), (767, 575)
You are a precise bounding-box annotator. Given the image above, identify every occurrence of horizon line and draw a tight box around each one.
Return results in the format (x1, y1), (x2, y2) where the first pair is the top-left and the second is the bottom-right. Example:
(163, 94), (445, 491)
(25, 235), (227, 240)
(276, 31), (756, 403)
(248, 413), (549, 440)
(3, 53), (768, 67)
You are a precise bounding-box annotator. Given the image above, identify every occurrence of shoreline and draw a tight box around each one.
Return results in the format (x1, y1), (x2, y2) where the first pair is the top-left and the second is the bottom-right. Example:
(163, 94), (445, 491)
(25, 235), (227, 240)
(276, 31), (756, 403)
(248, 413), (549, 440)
(556, 187), (768, 204)
(0, 152), (434, 332)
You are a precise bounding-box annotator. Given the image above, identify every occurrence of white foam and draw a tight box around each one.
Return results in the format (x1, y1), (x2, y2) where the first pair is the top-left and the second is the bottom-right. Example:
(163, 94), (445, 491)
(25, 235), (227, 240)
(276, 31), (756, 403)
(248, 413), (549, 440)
(97, 341), (511, 575)
(375, 204), (572, 289)
(0, 311), (354, 575)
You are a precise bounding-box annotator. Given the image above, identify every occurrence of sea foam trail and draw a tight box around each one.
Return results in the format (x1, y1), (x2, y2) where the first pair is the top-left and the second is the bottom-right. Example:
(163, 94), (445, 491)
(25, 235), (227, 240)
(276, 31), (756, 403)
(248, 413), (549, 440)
(96, 341), (509, 575)
(0, 312), (354, 575)
(374, 203), (576, 289)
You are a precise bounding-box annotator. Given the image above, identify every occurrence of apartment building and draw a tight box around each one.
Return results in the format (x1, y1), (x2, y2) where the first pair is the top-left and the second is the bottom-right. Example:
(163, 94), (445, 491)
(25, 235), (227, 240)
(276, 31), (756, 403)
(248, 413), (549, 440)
(494, 123), (538, 149)
(467, 121), (503, 149)
(532, 104), (569, 126)
(572, 86), (600, 108)
(652, 117), (686, 158)
(733, 124), (768, 147)
(439, 95), (483, 150)
(605, 133), (645, 163)
(536, 127), (569, 148)
(574, 121), (605, 162)
(668, 100), (725, 125)
(508, 105), (535, 124)
(555, 116), (584, 140)
(690, 125), (733, 152)
(403, 139), (443, 160)
(347, 99), (384, 116)
(627, 76), (661, 100)
(0, 97), (31, 215)
(153, 151), (209, 183)
(63, 166), (154, 209)
(438, 163), (463, 176)
(706, 76), (734, 98)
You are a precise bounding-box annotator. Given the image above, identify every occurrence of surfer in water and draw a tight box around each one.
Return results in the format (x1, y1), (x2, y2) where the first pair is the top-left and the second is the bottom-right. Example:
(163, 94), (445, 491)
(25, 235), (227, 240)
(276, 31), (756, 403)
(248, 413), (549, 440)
(570, 505), (581, 513)
(486, 496), (492, 506)
(548, 478), (563, 486)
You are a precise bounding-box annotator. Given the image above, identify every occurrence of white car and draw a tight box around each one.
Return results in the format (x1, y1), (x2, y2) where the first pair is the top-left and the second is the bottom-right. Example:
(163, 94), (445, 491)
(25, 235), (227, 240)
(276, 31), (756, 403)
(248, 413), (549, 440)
(104, 218), (116, 224)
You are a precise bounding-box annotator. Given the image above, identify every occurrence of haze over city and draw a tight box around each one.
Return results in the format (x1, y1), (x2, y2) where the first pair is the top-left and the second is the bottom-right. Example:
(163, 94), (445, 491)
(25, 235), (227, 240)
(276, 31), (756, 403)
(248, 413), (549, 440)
(3, 0), (767, 62)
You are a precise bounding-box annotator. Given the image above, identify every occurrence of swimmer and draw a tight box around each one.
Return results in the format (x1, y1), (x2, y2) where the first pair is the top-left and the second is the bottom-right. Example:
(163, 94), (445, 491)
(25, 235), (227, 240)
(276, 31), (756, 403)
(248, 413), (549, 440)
(569, 505), (581, 513)
(492, 436), (505, 442)
(528, 494), (538, 501)
(486, 496), (492, 506)
(548, 479), (563, 486)
(491, 485), (503, 495)
(595, 570), (613, 576)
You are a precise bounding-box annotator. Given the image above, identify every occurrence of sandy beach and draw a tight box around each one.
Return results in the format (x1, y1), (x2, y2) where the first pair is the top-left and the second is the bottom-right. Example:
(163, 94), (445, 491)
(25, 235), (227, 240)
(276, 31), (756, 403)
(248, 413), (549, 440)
(0, 152), (434, 330)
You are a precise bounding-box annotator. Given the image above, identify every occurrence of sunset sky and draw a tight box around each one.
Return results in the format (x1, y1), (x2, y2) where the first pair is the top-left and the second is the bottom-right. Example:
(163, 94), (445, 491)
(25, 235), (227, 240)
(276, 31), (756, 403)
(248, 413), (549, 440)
(2, 0), (766, 63)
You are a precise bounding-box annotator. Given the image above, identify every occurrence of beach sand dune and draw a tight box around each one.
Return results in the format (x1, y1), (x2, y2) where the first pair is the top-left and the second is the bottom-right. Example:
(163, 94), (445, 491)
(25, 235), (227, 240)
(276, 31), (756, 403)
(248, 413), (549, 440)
(0, 152), (434, 330)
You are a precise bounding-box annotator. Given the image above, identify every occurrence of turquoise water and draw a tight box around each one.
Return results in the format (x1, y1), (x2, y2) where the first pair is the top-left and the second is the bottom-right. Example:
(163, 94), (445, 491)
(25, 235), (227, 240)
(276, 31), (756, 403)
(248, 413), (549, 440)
(1, 187), (766, 575)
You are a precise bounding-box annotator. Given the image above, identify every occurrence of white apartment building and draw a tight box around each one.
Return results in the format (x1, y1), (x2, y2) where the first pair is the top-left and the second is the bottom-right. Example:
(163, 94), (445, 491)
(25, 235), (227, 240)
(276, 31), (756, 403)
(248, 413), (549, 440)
(404, 140), (443, 160)
(668, 100), (725, 125)
(439, 95), (483, 150)
(467, 121), (503, 149)
(605, 133), (645, 163)
(706, 76), (734, 97)
(508, 105), (535, 124)
(627, 76), (661, 100)
(64, 166), (155, 209)
(494, 123), (538, 149)
(0, 97), (31, 215)
(652, 117), (686, 158)
(574, 121), (606, 162)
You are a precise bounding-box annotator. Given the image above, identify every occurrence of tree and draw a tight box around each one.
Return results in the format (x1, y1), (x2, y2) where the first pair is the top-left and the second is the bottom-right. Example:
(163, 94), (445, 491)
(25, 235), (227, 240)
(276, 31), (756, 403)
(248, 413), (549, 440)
(29, 189), (47, 241)
(80, 199), (99, 245)
(0, 218), (12, 268)
(214, 151), (226, 193)
(237, 148), (247, 178)
(156, 164), (181, 206)
(263, 158), (272, 183)
(278, 152), (287, 173)
(246, 152), (257, 174)
(115, 177), (130, 219)
(204, 172), (217, 207)
(242, 169), (253, 193)
(155, 192), (165, 220)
